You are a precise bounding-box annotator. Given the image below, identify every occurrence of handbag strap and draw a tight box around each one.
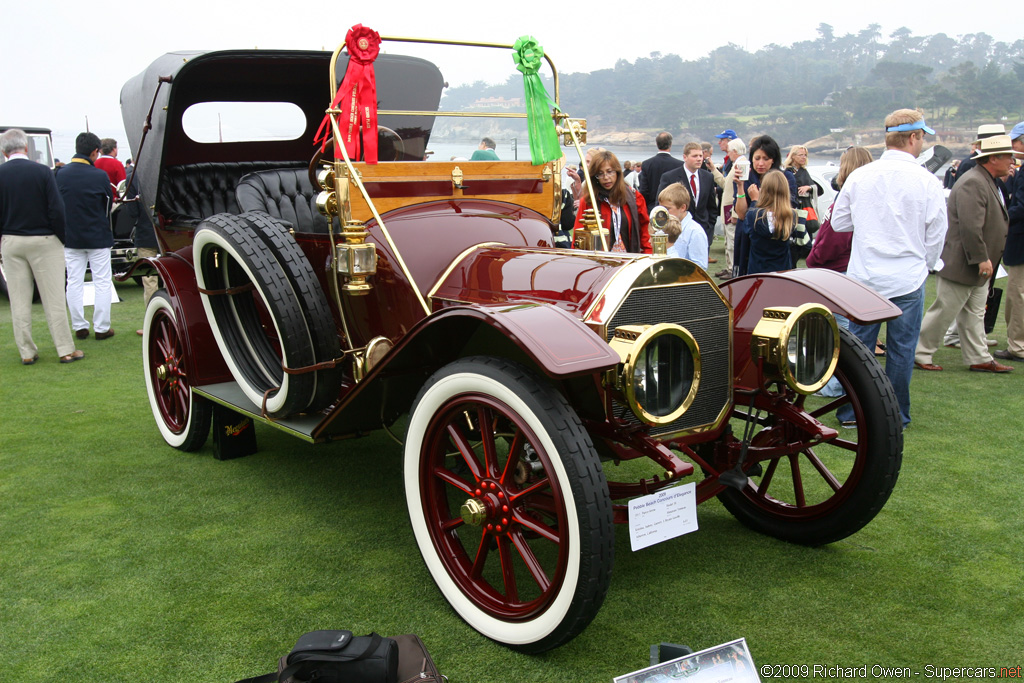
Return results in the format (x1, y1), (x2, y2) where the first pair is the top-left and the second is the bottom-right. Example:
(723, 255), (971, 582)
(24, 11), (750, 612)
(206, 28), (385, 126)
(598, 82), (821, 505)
(233, 674), (278, 683)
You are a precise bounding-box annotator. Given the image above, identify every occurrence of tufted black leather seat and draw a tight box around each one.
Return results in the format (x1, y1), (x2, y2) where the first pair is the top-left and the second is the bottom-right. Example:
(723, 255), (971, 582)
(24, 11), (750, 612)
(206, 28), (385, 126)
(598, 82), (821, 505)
(159, 161), (306, 226)
(235, 168), (330, 234)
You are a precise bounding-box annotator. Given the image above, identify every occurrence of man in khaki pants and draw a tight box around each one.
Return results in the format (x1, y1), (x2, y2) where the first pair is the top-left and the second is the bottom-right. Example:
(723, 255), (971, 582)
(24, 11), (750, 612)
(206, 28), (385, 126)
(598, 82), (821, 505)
(0, 129), (84, 364)
(994, 122), (1024, 363)
(915, 134), (1019, 373)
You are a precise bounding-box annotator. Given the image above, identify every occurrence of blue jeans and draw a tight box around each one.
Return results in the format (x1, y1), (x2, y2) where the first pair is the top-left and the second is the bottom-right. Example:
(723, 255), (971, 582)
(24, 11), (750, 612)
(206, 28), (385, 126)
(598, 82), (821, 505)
(837, 284), (925, 428)
(818, 314), (850, 398)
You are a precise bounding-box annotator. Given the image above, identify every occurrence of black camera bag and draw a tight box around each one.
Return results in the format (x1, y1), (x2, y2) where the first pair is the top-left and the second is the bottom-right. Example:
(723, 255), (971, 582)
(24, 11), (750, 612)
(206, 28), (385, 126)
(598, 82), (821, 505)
(236, 630), (398, 683)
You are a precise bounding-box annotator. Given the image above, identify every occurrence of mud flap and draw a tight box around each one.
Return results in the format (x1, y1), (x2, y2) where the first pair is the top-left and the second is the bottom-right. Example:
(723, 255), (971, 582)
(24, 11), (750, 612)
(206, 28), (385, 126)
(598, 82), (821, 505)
(212, 404), (258, 461)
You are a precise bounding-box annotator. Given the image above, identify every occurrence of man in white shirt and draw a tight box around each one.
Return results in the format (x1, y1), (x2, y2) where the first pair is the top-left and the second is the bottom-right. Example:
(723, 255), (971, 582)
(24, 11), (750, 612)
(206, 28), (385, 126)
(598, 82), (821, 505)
(831, 108), (948, 429)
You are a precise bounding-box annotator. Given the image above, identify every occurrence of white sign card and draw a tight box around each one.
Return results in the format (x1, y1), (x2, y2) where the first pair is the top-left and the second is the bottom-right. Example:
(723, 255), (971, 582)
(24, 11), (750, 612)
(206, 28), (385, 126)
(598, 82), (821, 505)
(82, 282), (121, 306)
(613, 637), (760, 683)
(628, 482), (698, 551)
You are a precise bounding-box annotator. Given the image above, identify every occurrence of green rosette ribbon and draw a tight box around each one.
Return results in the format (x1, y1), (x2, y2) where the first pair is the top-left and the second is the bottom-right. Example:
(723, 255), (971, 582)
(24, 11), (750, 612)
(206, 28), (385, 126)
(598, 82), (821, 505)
(512, 36), (561, 166)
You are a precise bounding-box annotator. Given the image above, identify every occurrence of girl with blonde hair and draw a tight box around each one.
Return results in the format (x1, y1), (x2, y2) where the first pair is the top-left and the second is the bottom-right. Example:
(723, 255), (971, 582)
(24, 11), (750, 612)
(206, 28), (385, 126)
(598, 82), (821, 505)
(746, 170), (801, 273)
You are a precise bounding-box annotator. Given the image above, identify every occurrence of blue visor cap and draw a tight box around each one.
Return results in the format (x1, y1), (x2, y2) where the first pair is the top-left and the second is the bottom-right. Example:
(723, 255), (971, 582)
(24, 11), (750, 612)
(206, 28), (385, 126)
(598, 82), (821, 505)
(885, 119), (936, 135)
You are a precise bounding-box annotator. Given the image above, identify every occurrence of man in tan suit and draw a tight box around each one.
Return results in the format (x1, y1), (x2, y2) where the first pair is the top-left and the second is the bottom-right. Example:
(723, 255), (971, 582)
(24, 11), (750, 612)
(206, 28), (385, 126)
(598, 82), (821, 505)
(915, 134), (1020, 373)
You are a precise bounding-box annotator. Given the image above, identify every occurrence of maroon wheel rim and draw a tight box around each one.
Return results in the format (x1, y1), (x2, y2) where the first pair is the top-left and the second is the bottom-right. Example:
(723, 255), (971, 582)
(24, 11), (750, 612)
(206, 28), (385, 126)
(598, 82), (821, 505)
(420, 394), (569, 622)
(735, 370), (868, 520)
(149, 308), (191, 435)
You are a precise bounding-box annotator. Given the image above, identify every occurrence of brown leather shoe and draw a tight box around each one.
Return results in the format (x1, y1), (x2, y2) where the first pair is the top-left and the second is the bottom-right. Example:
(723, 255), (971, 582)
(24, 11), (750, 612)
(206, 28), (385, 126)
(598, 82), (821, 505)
(95, 329), (116, 340)
(914, 362), (942, 371)
(993, 349), (1024, 362)
(969, 360), (1013, 373)
(708, 257), (718, 263)
(75, 329), (89, 339)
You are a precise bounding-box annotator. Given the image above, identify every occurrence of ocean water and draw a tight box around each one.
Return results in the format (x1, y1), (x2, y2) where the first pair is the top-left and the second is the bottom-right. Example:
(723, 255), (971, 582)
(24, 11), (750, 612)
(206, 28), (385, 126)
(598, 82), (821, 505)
(49, 130), (949, 179)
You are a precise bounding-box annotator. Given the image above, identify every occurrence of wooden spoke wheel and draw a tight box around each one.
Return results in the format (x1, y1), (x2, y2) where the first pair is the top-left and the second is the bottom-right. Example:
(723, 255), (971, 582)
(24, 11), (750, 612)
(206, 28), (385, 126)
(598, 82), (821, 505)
(719, 327), (903, 546)
(404, 357), (613, 652)
(143, 290), (211, 451)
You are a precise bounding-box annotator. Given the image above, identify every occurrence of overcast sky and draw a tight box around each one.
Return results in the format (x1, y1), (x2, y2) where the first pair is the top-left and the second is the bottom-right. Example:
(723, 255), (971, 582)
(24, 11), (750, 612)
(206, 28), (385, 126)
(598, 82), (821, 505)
(5, 0), (1019, 159)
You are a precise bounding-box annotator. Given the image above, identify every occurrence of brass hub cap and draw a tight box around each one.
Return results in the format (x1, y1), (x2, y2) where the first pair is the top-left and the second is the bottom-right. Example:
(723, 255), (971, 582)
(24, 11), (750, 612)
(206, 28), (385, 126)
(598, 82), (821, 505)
(460, 498), (487, 526)
(460, 480), (512, 534)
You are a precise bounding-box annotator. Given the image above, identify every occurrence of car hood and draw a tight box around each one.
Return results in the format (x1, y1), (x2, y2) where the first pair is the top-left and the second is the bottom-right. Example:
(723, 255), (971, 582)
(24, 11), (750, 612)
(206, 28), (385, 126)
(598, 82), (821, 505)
(430, 246), (717, 328)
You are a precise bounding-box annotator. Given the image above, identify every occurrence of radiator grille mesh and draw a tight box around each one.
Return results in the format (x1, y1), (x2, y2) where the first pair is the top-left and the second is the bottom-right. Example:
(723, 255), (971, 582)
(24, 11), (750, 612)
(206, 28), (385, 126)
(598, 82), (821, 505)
(606, 282), (731, 435)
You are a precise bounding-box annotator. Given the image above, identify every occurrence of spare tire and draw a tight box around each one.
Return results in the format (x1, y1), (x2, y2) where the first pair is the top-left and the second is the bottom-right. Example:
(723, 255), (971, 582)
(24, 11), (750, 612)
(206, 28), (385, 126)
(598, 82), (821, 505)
(194, 213), (318, 416)
(236, 211), (343, 410)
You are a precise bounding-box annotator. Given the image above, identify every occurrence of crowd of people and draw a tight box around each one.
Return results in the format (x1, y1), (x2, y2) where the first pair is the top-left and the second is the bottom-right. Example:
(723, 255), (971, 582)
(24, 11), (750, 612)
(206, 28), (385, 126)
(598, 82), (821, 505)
(559, 109), (1023, 430)
(1, 129), (155, 365)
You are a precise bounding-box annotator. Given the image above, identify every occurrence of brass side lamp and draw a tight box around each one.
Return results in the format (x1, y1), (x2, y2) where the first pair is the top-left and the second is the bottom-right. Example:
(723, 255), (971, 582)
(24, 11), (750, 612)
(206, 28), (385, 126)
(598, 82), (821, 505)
(335, 223), (378, 295)
(315, 160), (379, 296)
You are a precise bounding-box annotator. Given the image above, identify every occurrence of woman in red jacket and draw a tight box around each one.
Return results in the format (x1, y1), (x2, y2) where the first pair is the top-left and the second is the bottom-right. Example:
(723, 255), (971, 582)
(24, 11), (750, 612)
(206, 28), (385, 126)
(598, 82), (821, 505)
(573, 150), (651, 253)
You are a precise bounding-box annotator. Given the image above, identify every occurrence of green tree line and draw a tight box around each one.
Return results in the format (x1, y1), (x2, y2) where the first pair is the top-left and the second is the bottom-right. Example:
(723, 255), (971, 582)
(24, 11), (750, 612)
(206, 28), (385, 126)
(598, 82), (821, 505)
(440, 24), (1024, 146)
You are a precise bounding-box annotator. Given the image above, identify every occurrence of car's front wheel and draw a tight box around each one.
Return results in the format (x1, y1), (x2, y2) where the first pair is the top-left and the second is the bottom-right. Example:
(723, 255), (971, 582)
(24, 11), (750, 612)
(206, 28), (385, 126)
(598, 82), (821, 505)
(718, 326), (902, 545)
(404, 357), (613, 652)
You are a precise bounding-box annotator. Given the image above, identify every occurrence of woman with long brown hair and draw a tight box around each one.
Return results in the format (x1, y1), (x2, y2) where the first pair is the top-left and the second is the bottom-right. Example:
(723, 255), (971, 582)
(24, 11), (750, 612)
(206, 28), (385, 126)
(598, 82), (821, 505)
(573, 150), (651, 253)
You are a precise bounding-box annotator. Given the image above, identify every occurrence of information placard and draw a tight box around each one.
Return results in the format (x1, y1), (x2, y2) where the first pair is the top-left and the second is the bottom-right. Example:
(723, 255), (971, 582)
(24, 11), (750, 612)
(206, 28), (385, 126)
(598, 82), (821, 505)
(613, 637), (760, 683)
(628, 482), (698, 551)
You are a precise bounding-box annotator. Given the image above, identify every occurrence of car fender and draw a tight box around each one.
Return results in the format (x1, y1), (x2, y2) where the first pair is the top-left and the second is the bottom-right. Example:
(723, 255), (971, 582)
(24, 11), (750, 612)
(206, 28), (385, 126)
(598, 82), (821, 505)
(720, 269), (901, 389)
(138, 247), (232, 387)
(313, 302), (619, 439)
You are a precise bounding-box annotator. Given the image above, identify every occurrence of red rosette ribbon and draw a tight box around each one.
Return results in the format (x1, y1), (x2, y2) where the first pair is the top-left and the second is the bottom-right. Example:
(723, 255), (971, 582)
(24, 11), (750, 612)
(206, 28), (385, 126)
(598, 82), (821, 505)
(315, 24), (381, 164)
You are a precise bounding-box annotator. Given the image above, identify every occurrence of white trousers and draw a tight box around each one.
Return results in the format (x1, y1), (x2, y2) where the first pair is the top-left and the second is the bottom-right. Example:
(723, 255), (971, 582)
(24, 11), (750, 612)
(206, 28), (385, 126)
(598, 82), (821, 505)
(65, 247), (112, 334)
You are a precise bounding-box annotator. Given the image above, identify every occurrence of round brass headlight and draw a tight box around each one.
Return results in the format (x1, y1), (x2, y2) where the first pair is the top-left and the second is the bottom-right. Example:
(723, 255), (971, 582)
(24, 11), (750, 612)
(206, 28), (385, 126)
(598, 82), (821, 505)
(621, 324), (701, 425)
(779, 304), (840, 394)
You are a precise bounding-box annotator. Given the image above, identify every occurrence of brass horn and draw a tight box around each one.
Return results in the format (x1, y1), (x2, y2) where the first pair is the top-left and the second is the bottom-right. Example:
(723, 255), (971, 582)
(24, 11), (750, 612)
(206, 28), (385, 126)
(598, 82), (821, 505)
(649, 206), (671, 255)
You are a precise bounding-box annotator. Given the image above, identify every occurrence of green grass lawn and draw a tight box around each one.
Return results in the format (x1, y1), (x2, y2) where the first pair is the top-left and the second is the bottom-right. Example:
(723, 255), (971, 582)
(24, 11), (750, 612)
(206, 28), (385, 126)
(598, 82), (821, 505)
(1, 267), (1022, 682)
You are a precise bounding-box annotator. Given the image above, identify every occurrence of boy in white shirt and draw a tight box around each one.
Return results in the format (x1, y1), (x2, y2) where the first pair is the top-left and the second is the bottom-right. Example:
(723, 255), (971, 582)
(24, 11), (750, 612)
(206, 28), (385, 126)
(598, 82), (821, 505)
(658, 183), (709, 269)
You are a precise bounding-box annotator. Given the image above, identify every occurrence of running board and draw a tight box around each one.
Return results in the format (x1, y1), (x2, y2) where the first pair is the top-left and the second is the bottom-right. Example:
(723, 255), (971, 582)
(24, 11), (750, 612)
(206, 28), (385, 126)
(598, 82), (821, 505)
(193, 382), (326, 443)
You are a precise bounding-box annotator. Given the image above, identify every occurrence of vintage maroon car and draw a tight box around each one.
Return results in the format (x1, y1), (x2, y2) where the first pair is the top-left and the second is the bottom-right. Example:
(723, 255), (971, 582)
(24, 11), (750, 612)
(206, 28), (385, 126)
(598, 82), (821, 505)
(121, 35), (903, 653)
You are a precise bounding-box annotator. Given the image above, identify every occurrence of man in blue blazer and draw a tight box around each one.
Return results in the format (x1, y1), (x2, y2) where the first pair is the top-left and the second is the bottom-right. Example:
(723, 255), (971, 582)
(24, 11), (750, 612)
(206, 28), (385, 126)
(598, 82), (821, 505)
(56, 132), (115, 340)
(0, 129), (82, 364)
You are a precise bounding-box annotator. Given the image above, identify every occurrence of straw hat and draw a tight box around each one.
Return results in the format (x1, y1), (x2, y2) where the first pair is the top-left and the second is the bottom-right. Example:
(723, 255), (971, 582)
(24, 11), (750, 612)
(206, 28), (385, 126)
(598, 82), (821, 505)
(973, 134), (1024, 159)
(974, 124), (1005, 143)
